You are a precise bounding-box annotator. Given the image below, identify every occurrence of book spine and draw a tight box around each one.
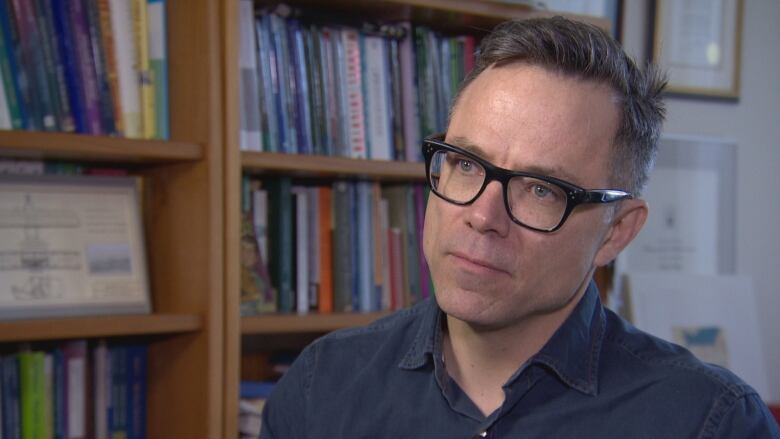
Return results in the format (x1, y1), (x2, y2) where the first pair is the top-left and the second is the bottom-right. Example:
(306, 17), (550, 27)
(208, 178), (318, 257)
(97, 0), (123, 136)
(109, 0), (141, 138)
(109, 346), (127, 439)
(0, 0), (25, 129)
(8, 0), (46, 130)
(388, 37), (404, 161)
(377, 191), (391, 310)
(399, 22), (420, 162)
(0, 65), (10, 128)
(18, 351), (45, 439)
(268, 14), (293, 154)
(331, 181), (353, 312)
(146, 0), (167, 139)
(317, 186), (333, 313)
(2, 355), (22, 439)
(42, 354), (53, 439)
(362, 35), (392, 161)
(49, 0), (85, 134)
(341, 29), (366, 159)
(356, 181), (373, 312)
(63, 340), (87, 439)
(255, 15), (278, 152)
(132, 0), (153, 138)
(289, 21), (312, 154)
(306, 186), (320, 310)
(268, 177), (294, 312)
(52, 349), (65, 439)
(291, 186), (309, 313)
(34, 0), (73, 132)
(85, 0), (117, 135)
(93, 341), (109, 439)
(126, 346), (146, 439)
(238, 0), (260, 151)
(69, 0), (103, 134)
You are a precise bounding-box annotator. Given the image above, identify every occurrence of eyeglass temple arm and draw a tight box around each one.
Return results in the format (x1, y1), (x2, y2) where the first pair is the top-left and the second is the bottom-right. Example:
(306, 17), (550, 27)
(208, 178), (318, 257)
(584, 189), (633, 203)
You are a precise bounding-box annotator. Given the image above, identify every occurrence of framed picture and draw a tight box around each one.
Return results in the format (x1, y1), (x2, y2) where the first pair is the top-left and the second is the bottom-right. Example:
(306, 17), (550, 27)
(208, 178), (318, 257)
(619, 135), (736, 275)
(651, 0), (743, 99)
(0, 174), (151, 320)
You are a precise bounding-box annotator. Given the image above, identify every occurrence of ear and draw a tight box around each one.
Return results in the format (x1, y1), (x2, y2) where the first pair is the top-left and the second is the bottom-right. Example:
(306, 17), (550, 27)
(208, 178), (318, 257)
(593, 198), (648, 267)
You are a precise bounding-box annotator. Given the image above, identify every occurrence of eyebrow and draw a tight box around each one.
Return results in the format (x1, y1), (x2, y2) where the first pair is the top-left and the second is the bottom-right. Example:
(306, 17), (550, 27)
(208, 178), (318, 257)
(446, 135), (586, 186)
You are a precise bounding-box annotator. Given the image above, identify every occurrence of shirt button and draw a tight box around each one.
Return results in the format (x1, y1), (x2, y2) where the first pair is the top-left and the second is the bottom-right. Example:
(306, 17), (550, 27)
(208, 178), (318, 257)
(479, 432), (487, 438)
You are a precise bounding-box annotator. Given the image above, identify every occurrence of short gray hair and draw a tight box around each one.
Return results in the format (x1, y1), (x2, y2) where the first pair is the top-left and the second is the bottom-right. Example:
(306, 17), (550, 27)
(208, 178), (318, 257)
(450, 17), (667, 194)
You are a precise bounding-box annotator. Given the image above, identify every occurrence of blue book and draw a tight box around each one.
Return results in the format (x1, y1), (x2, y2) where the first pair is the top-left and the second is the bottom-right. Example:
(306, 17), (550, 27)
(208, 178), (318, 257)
(356, 182), (374, 312)
(255, 15), (278, 152)
(52, 348), (65, 439)
(127, 345), (147, 439)
(240, 381), (275, 400)
(110, 346), (129, 438)
(1, 355), (22, 439)
(51, 0), (86, 133)
(269, 14), (295, 154)
(288, 20), (312, 154)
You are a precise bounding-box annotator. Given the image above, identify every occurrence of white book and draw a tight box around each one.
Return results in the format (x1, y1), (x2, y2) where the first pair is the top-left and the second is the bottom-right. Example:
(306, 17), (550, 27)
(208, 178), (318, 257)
(110, 0), (142, 138)
(340, 29), (366, 159)
(238, 0), (261, 150)
(362, 36), (392, 161)
(291, 187), (309, 313)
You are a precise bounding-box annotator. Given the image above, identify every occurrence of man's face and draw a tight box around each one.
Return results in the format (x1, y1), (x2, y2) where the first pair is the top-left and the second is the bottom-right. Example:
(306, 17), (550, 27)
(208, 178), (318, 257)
(423, 63), (622, 330)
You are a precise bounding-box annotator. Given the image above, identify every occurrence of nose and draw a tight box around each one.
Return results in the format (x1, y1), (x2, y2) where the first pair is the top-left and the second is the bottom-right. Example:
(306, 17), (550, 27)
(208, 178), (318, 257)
(465, 180), (510, 237)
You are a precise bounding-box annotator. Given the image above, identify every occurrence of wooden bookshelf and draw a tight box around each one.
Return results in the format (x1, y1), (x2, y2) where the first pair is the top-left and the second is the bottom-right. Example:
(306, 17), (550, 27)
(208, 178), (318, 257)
(242, 312), (391, 335)
(0, 0), (225, 437)
(242, 151), (425, 181)
(221, 1), (615, 437)
(0, 130), (202, 163)
(0, 314), (202, 343)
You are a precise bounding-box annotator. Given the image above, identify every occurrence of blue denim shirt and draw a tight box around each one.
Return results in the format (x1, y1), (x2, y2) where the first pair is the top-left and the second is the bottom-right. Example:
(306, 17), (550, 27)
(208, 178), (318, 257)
(261, 282), (779, 438)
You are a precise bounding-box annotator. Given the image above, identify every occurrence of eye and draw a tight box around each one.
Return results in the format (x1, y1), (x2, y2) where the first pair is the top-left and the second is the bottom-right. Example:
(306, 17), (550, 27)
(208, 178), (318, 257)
(458, 159), (474, 173)
(531, 183), (556, 199)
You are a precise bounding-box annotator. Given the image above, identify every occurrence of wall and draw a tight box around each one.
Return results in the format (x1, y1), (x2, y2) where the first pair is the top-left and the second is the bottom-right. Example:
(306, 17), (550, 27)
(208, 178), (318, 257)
(622, 0), (780, 403)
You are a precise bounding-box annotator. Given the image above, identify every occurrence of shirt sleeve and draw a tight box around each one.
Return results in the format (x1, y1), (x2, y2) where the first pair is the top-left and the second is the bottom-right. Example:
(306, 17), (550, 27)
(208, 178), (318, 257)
(260, 343), (317, 439)
(710, 393), (780, 439)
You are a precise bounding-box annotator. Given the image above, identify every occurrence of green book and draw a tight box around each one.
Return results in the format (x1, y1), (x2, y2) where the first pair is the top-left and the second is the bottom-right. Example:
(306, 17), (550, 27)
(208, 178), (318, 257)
(18, 351), (46, 439)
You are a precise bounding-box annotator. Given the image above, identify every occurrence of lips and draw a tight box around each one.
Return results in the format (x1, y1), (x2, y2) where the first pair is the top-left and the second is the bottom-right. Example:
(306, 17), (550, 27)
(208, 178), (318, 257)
(449, 251), (509, 275)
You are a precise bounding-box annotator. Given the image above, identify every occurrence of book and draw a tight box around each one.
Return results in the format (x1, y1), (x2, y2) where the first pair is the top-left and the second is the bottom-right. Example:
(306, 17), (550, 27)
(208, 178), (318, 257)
(355, 181), (374, 312)
(332, 181), (354, 312)
(132, 0), (154, 138)
(291, 186), (309, 313)
(93, 341), (109, 439)
(69, 0), (103, 134)
(63, 340), (87, 439)
(9, 0), (51, 131)
(241, 189), (276, 315)
(267, 177), (294, 312)
(362, 35), (393, 161)
(2, 355), (21, 439)
(399, 22), (420, 162)
(238, 0), (261, 151)
(317, 185), (333, 313)
(109, 0), (141, 137)
(254, 15), (278, 152)
(33, 0), (74, 132)
(147, 0), (168, 139)
(18, 350), (45, 439)
(85, 0), (117, 135)
(341, 29), (366, 159)
(97, 0), (123, 135)
(126, 345), (146, 439)
(306, 186), (320, 310)
(0, 64), (10, 128)
(50, 0), (86, 134)
(0, 0), (25, 129)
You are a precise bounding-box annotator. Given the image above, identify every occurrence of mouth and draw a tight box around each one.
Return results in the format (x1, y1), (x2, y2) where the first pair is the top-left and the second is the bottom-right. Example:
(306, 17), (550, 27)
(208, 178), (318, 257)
(449, 252), (509, 275)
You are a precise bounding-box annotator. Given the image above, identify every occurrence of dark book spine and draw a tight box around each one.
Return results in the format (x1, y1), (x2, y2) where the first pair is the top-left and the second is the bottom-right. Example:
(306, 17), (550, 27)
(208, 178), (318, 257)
(69, 0), (103, 134)
(0, 0), (26, 128)
(35, 0), (74, 132)
(51, 0), (87, 134)
(85, 0), (116, 135)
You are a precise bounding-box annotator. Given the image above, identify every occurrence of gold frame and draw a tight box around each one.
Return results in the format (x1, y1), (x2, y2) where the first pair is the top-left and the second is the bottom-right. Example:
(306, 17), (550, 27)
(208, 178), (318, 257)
(652, 0), (743, 99)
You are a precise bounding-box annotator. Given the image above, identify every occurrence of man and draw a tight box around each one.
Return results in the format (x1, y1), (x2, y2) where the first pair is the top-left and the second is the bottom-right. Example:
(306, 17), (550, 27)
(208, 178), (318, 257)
(261, 17), (779, 438)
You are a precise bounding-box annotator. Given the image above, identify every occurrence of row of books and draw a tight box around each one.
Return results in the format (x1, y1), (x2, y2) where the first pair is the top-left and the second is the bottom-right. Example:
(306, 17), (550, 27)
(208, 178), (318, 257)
(238, 2), (475, 160)
(0, 340), (147, 439)
(238, 381), (274, 439)
(0, 157), (128, 176)
(0, 0), (169, 139)
(240, 176), (433, 316)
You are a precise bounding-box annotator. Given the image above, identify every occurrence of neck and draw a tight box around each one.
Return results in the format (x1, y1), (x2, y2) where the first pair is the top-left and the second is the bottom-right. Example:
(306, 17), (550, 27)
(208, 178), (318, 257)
(442, 277), (592, 416)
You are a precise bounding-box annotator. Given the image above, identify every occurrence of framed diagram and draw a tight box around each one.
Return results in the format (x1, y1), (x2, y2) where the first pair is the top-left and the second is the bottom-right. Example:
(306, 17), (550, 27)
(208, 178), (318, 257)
(0, 174), (151, 320)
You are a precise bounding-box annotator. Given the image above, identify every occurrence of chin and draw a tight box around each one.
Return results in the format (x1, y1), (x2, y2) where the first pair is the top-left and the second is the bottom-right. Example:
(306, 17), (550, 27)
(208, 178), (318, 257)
(434, 285), (515, 328)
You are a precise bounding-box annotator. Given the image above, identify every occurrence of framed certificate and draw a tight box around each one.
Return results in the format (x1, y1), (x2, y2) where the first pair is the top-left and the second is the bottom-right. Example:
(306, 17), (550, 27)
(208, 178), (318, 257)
(652, 0), (743, 98)
(0, 174), (151, 320)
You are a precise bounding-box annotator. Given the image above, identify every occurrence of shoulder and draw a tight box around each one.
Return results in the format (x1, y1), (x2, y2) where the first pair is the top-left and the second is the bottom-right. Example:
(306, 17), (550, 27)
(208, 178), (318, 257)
(600, 309), (774, 436)
(304, 297), (432, 367)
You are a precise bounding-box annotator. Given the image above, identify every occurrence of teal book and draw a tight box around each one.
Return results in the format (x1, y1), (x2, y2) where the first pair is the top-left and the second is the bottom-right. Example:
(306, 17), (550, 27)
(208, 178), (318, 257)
(268, 177), (294, 312)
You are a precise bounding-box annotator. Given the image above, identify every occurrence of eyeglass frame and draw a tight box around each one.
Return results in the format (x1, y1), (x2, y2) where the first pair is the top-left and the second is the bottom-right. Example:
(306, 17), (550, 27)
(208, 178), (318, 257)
(422, 135), (634, 233)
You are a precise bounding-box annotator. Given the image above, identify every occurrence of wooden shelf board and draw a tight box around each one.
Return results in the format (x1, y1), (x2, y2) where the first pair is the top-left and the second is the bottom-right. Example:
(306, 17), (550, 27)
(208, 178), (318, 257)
(241, 312), (391, 334)
(0, 313), (202, 343)
(270, 0), (610, 33)
(0, 130), (202, 163)
(242, 151), (425, 181)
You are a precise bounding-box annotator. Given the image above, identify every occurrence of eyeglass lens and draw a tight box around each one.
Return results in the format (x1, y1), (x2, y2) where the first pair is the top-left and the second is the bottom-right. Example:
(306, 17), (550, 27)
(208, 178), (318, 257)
(429, 149), (568, 230)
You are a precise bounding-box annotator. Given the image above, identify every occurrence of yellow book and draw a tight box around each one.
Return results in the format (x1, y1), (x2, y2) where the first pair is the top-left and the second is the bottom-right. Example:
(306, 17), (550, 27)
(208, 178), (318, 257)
(132, 0), (155, 139)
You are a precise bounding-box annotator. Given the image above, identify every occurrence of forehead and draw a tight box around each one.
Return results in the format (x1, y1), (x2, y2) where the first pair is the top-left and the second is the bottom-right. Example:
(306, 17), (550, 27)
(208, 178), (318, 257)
(447, 64), (619, 187)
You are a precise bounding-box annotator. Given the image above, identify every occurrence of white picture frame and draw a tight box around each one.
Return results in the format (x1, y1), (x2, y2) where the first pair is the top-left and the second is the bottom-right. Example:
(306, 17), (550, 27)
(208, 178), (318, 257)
(0, 174), (151, 320)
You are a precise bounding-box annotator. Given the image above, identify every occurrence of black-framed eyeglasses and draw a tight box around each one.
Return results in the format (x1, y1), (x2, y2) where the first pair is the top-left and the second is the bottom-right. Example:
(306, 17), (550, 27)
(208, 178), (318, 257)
(422, 136), (633, 232)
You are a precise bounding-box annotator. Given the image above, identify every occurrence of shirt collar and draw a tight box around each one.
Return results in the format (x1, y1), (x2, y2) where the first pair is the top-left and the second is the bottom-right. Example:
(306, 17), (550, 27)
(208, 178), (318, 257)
(398, 281), (606, 397)
(528, 281), (605, 396)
